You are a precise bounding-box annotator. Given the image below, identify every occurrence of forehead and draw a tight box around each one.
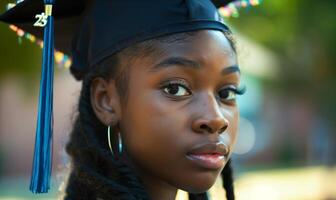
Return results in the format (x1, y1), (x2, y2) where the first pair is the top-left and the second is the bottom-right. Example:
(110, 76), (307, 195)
(146, 30), (236, 68)
(117, 30), (237, 76)
(160, 30), (234, 53)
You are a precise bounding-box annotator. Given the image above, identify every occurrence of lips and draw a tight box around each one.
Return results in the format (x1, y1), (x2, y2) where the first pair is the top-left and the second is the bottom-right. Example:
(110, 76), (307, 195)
(186, 142), (229, 170)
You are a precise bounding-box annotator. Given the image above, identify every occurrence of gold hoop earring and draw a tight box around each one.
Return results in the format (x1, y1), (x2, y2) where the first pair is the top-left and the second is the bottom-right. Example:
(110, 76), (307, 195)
(107, 126), (123, 156)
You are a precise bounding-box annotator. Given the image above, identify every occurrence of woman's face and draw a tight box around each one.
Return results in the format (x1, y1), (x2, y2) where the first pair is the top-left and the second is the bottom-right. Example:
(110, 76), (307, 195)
(119, 30), (240, 193)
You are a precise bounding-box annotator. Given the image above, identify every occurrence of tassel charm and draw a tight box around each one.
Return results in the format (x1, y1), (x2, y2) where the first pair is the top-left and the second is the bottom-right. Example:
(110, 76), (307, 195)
(34, 4), (53, 27)
(30, 1), (55, 194)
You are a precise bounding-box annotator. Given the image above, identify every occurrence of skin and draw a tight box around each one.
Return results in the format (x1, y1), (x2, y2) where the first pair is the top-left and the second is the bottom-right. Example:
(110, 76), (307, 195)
(91, 30), (241, 200)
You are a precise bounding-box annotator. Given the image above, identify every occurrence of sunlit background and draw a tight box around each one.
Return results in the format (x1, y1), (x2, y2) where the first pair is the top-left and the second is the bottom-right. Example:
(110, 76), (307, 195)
(0, 0), (335, 199)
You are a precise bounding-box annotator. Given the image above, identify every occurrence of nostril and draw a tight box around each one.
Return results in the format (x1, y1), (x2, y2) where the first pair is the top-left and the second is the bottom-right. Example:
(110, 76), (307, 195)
(198, 120), (228, 134)
(200, 124), (207, 130)
(219, 124), (228, 134)
(200, 124), (212, 133)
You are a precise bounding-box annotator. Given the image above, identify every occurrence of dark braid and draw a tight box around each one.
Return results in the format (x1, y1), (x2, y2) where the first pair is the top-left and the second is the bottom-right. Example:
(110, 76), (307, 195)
(188, 193), (209, 200)
(222, 159), (235, 200)
(64, 30), (237, 200)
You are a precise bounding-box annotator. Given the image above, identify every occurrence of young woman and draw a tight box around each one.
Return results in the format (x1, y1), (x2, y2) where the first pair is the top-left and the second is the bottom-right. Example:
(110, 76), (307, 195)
(65, 29), (242, 200)
(1, 0), (245, 199)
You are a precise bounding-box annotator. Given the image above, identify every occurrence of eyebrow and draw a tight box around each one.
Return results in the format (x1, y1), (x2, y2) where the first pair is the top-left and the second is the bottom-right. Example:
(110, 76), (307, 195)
(149, 56), (240, 75)
(222, 65), (240, 75)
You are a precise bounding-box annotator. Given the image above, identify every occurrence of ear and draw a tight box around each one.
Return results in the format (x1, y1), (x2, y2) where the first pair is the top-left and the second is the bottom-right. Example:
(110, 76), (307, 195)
(90, 77), (122, 127)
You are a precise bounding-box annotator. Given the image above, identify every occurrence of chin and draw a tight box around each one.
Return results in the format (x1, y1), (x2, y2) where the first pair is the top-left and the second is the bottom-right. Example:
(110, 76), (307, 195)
(177, 171), (219, 194)
(182, 182), (214, 194)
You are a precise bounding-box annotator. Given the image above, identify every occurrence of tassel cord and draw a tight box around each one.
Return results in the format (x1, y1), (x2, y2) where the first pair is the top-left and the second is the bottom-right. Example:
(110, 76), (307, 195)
(29, 4), (55, 193)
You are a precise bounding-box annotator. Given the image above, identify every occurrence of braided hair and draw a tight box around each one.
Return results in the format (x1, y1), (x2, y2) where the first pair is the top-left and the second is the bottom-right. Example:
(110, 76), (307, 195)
(64, 30), (236, 200)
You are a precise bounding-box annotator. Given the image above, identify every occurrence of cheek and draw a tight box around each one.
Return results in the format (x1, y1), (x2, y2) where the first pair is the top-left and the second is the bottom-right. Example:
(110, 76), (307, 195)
(120, 90), (188, 168)
(120, 92), (221, 192)
(218, 106), (239, 158)
(226, 107), (239, 147)
(123, 91), (186, 147)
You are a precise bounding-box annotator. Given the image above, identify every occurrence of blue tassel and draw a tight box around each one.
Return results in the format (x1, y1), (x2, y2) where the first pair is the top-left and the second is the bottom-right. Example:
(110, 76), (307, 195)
(30, 0), (55, 193)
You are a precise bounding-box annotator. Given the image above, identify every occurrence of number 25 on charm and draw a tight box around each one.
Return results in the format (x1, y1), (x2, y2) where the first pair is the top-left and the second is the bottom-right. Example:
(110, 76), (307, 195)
(34, 12), (48, 27)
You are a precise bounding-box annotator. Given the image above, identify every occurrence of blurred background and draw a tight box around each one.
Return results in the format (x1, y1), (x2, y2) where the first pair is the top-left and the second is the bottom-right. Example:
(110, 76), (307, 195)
(0, 0), (335, 199)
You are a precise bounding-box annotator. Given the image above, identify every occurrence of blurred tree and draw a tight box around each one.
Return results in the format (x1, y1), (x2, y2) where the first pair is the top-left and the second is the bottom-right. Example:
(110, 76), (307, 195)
(228, 0), (336, 125)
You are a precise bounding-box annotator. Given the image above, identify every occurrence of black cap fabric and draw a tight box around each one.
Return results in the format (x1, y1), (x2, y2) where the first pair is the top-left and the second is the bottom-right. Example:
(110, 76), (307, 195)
(72, 0), (232, 79)
(0, 0), (234, 79)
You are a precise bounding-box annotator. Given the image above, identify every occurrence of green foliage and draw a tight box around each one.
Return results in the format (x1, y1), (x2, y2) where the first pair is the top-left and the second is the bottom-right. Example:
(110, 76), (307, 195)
(0, 23), (42, 82)
(228, 0), (336, 122)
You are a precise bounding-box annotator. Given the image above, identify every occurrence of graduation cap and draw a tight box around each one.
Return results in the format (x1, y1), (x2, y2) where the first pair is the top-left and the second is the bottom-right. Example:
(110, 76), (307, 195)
(0, 0), (245, 194)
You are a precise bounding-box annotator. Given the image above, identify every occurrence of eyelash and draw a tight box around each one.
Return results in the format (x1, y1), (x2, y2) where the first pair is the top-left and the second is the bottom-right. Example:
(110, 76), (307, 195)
(160, 80), (192, 97)
(217, 86), (246, 103)
(161, 80), (246, 102)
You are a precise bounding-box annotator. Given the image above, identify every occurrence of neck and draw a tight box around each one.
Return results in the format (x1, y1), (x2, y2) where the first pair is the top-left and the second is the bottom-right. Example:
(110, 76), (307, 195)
(140, 172), (178, 200)
(122, 153), (178, 200)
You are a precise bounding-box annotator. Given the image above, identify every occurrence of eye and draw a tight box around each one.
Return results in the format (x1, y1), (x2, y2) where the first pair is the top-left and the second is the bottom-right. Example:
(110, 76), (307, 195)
(218, 89), (237, 101)
(218, 86), (246, 102)
(162, 83), (191, 97)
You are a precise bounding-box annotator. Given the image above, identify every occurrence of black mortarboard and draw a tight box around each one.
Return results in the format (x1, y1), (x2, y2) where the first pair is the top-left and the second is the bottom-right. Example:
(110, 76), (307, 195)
(1, 0), (236, 79)
(0, 0), (237, 194)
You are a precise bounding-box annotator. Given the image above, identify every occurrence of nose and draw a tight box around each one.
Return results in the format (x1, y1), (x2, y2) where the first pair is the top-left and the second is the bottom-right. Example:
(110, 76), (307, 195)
(191, 94), (229, 134)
